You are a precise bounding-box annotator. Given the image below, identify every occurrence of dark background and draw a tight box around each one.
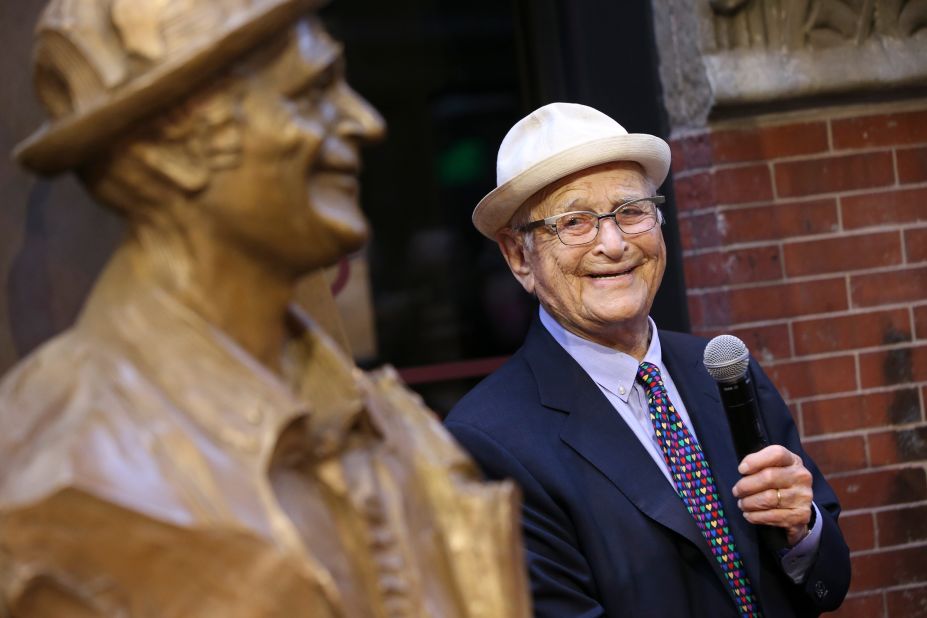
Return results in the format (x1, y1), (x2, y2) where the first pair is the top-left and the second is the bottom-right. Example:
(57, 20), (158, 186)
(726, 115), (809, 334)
(0, 0), (688, 415)
(324, 0), (689, 411)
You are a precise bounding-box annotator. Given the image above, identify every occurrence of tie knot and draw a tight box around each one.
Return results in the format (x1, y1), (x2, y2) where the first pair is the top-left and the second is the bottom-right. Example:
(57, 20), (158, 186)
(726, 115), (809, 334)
(636, 361), (663, 390)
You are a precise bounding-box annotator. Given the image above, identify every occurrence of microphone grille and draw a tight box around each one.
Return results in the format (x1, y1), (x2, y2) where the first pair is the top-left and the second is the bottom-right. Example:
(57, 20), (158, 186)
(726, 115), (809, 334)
(703, 334), (750, 383)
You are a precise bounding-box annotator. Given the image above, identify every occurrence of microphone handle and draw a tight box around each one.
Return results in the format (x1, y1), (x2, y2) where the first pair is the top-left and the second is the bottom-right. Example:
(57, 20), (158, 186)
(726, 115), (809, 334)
(717, 375), (767, 461)
(718, 374), (790, 552)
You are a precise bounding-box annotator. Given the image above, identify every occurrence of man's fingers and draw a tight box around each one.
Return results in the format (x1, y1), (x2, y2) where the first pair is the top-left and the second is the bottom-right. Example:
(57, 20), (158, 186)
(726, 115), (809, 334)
(741, 505), (812, 529)
(737, 444), (797, 475)
(733, 448), (812, 499)
(733, 466), (786, 497)
(737, 487), (781, 512)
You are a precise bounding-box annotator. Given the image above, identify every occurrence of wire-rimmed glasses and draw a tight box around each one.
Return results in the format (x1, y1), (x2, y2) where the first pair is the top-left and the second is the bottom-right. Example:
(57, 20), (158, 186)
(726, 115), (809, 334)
(516, 195), (665, 246)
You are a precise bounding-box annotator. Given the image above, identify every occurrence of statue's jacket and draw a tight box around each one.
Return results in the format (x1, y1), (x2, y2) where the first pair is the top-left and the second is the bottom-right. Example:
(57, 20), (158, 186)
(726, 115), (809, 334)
(0, 257), (530, 617)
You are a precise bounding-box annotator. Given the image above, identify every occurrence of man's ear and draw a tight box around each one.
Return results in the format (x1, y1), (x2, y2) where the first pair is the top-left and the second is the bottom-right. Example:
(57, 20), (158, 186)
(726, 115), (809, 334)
(497, 228), (535, 295)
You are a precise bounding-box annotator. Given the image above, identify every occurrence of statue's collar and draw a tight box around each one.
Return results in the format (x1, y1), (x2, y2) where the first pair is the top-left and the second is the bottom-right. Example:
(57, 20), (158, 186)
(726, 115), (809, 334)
(78, 264), (374, 463)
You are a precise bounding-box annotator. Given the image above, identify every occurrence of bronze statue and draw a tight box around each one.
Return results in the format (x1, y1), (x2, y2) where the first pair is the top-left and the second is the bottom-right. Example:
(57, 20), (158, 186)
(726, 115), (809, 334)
(0, 0), (530, 615)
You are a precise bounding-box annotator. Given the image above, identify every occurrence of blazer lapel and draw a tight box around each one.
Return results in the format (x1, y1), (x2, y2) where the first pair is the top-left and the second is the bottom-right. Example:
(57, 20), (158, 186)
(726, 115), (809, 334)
(660, 332), (764, 593)
(521, 321), (707, 554)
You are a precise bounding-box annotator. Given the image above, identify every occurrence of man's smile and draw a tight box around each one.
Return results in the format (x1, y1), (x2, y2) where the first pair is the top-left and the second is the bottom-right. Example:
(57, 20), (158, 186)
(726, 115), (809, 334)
(586, 264), (639, 279)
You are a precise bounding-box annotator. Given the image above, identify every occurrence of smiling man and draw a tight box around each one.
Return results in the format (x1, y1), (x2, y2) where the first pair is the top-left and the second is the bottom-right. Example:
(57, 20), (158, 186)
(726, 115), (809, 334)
(445, 103), (850, 617)
(0, 1), (529, 615)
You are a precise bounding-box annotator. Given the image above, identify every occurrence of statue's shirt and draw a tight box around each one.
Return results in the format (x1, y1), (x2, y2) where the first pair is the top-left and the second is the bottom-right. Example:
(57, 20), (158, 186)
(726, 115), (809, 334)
(0, 261), (528, 617)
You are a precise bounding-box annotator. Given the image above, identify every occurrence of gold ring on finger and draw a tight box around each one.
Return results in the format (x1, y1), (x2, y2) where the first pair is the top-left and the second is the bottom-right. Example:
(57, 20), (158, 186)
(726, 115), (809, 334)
(776, 488), (782, 509)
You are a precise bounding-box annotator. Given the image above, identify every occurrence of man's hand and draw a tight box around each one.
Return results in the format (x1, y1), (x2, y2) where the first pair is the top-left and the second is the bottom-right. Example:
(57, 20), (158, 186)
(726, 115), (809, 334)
(732, 445), (813, 546)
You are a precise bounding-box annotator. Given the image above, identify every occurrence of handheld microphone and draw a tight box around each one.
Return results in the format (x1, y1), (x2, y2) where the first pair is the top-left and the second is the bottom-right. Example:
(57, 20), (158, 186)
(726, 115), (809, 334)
(702, 335), (768, 461)
(703, 334), (787, 551)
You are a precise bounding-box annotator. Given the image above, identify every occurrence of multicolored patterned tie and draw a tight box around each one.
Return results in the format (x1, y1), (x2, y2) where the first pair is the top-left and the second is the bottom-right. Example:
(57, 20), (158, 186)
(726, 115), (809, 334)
(636, 361), (761, 618)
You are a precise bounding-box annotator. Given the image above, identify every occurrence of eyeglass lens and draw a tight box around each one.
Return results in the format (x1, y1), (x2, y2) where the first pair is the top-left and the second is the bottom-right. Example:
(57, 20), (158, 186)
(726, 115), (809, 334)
(556, 199), (658, 245)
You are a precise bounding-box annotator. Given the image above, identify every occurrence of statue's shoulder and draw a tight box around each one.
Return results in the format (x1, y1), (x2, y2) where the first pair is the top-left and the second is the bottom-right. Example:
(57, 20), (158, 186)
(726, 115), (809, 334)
(0, 329), (193, 523)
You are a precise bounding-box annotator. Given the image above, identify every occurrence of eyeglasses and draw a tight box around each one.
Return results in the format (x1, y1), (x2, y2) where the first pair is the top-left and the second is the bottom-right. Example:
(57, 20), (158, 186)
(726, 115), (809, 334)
(516, 195), (666, 246)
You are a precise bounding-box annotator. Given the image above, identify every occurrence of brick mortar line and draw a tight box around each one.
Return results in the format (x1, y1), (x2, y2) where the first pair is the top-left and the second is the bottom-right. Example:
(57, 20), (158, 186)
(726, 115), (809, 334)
(688, 302), (927, 331)
(702, 97), (927, 131)
(671, 168), (706, 181)
(685, 261), (927, 294)
(844, 272), (852, 322)
(842, 499), (927, 518)
(826, 461), (927, 480)
(848, 540), (927, 558)
(680, 226), (926, 257)
(850, 540), (927, 560)
(791, 381), (927, 405)
(844, 585), (925, 601)
(763, 341), (926, 366)
(893, 148), (900, 187)
(672, 178), (927, 215)
(694, 299), (927, 332)
(787, 385), (927, 412)
(920, 386), (926, 426)
(803, 421), (927, 443)
(769, 159), (779, 202)
(704, 336), (927, 353)
(853, 316), (863, 407)
(706, 144), (908, 172)
(835, 193), (845, 231)
(910, 305), (917, 348)
(671, 138), (927, 176)
(685, 270), (843, 291)
(671, 112), (927, 174)
(844, 584), (927, 603)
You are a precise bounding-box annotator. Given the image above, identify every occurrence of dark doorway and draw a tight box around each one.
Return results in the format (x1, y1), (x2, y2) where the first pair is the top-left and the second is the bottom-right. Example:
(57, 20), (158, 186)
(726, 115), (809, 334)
(323, 0), (688, 414)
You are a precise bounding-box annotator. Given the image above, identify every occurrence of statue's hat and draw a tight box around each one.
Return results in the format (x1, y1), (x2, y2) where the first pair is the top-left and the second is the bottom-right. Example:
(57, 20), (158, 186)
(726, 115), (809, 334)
(15, 0), (322, 175)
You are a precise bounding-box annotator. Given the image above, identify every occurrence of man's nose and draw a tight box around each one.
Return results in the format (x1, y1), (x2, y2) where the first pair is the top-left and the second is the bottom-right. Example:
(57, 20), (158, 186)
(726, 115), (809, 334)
(335, 84), (386, 143)
(594, 216), (627, 255)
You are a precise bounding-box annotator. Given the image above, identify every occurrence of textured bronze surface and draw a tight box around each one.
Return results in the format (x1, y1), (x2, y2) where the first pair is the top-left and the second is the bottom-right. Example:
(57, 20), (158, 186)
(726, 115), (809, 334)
(0, 1), (530, 615)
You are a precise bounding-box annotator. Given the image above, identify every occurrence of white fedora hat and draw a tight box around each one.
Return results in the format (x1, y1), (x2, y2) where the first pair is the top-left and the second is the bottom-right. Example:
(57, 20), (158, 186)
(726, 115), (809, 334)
(472, 102), (671, 239)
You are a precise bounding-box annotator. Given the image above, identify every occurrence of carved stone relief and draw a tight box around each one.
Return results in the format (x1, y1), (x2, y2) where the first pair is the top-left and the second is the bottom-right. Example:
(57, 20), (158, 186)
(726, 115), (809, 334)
(648, 0), (927, 130)
(710, 0), (927, 51)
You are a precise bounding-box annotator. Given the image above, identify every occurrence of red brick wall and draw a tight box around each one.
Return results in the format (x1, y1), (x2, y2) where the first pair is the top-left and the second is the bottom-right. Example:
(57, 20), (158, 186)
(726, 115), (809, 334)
(671, 102), (927, 617)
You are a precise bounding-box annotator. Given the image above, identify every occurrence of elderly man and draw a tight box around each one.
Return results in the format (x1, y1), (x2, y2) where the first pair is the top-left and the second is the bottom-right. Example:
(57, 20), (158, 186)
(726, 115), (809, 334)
(445, 103), (850, 617)
(0, 0), (530, 615)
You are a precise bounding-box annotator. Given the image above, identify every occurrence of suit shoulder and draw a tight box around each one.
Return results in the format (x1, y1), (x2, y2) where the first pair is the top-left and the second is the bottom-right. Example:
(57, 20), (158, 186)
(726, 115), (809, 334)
(658, 329), (709, 351)
(445, 352), (536, 425)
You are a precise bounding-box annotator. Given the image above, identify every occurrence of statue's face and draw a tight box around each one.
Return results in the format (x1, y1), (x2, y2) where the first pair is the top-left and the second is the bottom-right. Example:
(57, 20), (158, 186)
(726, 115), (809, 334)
(202, 15), (385, 274)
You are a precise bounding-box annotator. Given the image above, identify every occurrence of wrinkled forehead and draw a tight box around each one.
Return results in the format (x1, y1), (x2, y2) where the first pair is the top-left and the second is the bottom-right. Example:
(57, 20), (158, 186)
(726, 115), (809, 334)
(520, 161), (652, 219)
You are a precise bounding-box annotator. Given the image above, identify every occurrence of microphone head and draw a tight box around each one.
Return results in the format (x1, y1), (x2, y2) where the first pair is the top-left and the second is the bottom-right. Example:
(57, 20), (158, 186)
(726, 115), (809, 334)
(703, 334), (751, 384)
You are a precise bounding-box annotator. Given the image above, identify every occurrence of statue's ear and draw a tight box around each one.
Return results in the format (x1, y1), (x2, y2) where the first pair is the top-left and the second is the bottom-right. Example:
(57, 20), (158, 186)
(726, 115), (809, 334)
(135, 142), (211, 193)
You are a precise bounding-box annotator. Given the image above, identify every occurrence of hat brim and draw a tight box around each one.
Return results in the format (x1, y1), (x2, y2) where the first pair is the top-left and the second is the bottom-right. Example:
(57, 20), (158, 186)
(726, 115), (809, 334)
(471, 134), (671, 239)
(14, 0), (320, 175)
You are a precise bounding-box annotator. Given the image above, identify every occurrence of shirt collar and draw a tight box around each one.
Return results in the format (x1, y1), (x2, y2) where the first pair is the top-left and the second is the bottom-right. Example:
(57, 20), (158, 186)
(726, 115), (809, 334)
(538, 305), (665, 402)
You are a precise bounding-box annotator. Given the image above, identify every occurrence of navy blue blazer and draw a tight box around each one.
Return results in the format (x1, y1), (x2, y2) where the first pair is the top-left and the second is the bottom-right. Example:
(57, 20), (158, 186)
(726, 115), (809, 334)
(445, 320), (850, 617)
